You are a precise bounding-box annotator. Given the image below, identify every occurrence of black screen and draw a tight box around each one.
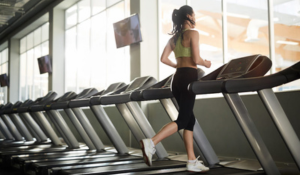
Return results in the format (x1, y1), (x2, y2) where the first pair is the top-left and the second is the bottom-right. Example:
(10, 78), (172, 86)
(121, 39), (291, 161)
(113, 14), (142, 48)
(38, 55), (52, 74)
(0, 74), (9, 87)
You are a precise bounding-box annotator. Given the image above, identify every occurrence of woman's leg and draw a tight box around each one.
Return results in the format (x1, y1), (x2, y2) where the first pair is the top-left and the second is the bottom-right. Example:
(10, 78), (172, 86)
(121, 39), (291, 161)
(183, 129), (196, 160)
(152, 122), (178, 145)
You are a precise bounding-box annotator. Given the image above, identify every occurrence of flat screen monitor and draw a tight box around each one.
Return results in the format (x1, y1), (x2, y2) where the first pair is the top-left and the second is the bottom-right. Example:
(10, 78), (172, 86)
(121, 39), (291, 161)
(0, 74), (9, 87)
(113, 13), (142, 48)
(37, 55), (52, 74)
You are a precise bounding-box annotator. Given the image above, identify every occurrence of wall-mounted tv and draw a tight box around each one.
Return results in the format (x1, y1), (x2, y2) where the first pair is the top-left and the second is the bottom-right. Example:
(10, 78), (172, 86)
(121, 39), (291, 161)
(37, 55), (52, 74)
(113, 13), (142, 48)
(0, 73), (9, 87)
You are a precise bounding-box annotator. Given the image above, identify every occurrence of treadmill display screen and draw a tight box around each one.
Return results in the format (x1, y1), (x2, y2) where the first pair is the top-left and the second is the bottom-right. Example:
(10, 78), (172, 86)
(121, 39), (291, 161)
(217, 55), (258, 79)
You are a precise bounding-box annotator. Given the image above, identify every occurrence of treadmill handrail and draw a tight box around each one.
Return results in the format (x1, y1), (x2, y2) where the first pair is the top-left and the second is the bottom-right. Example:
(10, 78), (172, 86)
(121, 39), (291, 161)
(75, 88), (98, 99)
(188, 79), (225, 94)
(224, 62), (300, 93)
(35, 91), (58, 105)
(30, 92), (78, 112)
(69, 83), (127, 108)
(189, 55), (272, 94)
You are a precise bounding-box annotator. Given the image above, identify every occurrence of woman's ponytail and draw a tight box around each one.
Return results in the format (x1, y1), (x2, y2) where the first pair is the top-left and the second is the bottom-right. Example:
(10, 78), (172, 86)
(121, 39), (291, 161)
(172, 9), (180, 24)
(169, 5), (195, 36)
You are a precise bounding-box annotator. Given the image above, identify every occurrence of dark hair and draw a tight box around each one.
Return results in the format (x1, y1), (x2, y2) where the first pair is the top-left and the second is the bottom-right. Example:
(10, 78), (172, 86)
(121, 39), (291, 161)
(170, 5), (195, 35)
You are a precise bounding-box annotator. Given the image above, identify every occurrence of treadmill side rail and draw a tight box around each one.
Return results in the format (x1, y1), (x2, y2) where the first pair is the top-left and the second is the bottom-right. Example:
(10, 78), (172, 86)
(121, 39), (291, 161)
(160, 98), (219, 167)
(46, 111), (73, 147)
(115, 103), (146, 146)
(71, 107), (105, 152)
(258, 89), (300, 171)
(1, 115), (23, 141)
(21, 112), (48, 142)
(126, 102), (169, 159)
(0, 117), (14, 140)
(9, 114), (33, 141)
(91, 105), (129, 155)
(48, 110), (80, 149)
(223, 93), (280, 175)
(32, 111), (63, 146)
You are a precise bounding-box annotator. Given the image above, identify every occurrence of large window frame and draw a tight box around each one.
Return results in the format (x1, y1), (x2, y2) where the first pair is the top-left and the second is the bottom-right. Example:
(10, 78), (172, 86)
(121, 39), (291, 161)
(19, 23), (49, 101)
(64, 0), (130, 93)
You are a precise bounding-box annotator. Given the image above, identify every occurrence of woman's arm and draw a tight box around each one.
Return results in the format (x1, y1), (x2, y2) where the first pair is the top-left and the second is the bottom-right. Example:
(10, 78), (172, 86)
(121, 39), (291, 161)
(190, 31), (211, 68)
(160, 39), (177, 68)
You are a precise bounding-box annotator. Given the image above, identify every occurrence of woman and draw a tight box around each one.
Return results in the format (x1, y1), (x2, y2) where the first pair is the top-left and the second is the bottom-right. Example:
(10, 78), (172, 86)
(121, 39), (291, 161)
(140, 5), (211, 173)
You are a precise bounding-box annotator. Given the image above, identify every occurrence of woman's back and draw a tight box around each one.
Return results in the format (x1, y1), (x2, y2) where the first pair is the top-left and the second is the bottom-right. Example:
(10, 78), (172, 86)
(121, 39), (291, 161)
(170, 30), (197, 69)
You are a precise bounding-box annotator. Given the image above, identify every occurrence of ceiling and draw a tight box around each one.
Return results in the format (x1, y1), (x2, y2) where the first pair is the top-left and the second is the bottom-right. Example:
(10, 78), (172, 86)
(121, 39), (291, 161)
(0, 0), (62, 43)
(0, 0), (38, 31)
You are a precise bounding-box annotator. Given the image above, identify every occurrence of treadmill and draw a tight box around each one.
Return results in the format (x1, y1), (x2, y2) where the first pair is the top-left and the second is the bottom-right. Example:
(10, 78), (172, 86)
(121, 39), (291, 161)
(0, 99), (48, 147)
(52, 76), (193, 175)
(1, 91), (93, 167)
(4, 101), (36, 145)
(108, 55), (274, 175)
(67, 55), (278, 175)
(0, 100), (46, 147)
(0, 103), (24, 145)
(22, 84), (144, 175)
(0, 104), (17, 144)
(0, 92), (59, 153)
(223, 61), (300, 172)
(186, 55), (281, 175)
(9, 89), (109, 172)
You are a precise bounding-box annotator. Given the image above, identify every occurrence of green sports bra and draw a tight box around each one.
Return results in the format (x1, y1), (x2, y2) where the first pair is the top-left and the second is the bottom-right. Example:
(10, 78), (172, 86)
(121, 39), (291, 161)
(174, 29), (192, 58)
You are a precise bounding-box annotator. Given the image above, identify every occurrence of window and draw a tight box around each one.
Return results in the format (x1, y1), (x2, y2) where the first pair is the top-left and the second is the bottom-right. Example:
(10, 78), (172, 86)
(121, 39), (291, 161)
(0, 48), (8, 104)
(273, 0), (300, 91)
(158, 0), (300, 92)
(65, 0), (130, 93)
(225, 0), (269, 62)
(19, 23), (49, 101)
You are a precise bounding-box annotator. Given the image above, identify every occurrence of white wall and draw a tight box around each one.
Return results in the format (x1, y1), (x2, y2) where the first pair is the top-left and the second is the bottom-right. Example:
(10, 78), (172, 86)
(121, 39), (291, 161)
(8, 39), (19, 103)
(140, 0), (159, 80)
(49, 8), (65, 97)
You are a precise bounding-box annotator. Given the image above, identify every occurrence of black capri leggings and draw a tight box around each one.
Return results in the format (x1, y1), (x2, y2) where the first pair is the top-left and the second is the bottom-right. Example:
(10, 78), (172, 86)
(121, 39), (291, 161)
(171, 67), (198, 131)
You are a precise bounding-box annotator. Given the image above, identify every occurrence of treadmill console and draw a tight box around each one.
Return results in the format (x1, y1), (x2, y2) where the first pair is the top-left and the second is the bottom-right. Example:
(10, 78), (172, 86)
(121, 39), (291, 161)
(216, 55), (259, 79)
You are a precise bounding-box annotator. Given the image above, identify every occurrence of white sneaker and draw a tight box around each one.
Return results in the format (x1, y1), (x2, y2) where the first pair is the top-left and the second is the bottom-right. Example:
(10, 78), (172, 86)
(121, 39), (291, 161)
(186, 156), (210, 172)
(140, 139), (156, 166)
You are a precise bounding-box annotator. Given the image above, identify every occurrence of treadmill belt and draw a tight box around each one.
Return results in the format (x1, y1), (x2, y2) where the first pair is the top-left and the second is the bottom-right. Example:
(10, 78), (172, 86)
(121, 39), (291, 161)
(49, 160), (145, 175)
(110, 167), (266, 175)
(18, 152), (116, 164)
(33, 155), (142, 175)
(59, 160), (186, 175)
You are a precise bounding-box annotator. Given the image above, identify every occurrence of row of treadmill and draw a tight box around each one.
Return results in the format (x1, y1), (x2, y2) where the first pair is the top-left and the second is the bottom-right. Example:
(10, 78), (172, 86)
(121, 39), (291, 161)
(0, 55), (299, 175)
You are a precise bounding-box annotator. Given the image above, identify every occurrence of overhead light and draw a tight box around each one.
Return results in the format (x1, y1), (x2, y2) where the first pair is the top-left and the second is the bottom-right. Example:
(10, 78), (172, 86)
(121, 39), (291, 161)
(276, 40), (299, 45)
(195, 29), (210, 36)
(226, 12), (250, 19)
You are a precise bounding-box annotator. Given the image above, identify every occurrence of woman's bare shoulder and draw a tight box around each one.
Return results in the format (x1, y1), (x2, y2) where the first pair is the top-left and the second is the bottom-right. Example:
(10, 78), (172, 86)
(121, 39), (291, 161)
(186, 29), (199, 37)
